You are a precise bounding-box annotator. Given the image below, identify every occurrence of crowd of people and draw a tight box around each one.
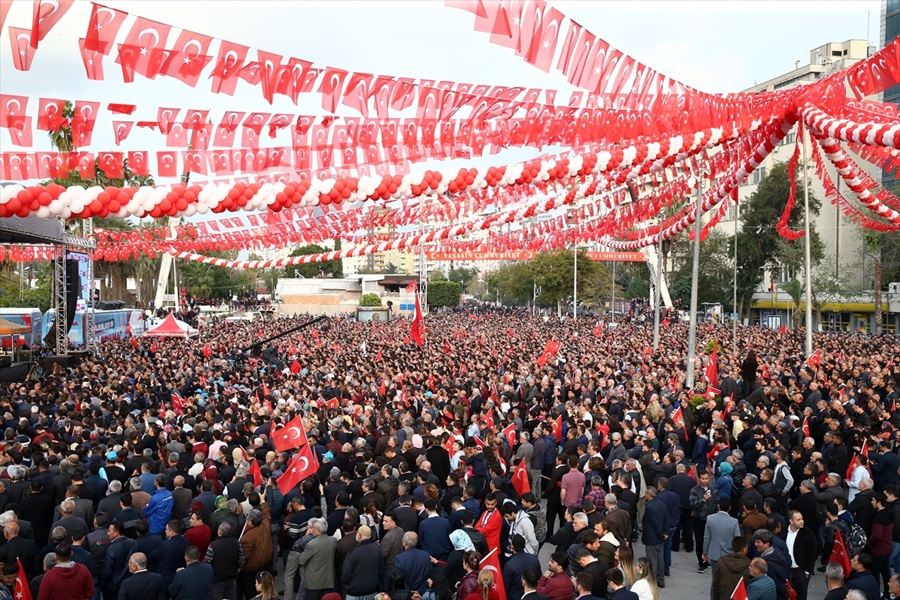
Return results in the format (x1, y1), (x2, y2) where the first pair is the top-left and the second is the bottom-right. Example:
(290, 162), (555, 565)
(0, 304), (897, 600)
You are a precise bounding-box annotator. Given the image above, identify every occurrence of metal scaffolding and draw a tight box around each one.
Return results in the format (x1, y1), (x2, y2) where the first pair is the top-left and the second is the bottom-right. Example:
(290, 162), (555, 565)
(52, 246), (68, 356)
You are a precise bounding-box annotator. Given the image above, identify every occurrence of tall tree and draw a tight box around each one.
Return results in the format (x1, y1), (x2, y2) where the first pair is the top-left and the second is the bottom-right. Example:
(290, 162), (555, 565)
(668, 229), (735, 311)
(734, 161), (824, 320)
(285, 244), (342, 279)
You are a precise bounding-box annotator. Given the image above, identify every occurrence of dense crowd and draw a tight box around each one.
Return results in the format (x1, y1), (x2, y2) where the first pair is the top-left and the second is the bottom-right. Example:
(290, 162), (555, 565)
(0, 305), (898, 600)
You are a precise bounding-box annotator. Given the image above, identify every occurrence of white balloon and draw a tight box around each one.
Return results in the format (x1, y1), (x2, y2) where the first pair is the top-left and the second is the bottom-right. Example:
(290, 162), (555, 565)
(195, 202), (209, 215)
(36, 206), (51, 219)
(182, 203), (197, 217)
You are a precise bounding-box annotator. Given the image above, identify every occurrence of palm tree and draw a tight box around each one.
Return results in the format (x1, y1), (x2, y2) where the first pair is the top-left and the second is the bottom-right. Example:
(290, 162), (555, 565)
(45, 101), (157, 306)
(779, 278), (804, 329)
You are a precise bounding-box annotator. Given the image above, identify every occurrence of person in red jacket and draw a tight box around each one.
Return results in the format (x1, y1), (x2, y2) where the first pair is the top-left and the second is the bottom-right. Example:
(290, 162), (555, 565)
(37, 543), (94, 600)
(476, 493), (502, 551)
(536, 552), (574, 600)
(869, 492), (894, 596)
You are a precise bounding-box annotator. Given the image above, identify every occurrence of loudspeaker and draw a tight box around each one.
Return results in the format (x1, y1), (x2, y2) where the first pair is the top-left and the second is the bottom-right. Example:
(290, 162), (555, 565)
(65, 259), (81, 333)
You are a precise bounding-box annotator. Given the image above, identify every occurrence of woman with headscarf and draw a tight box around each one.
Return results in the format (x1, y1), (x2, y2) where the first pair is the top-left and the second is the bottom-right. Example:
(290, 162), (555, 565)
(714, 461), (734, 501)
(445, 529), (476, 588)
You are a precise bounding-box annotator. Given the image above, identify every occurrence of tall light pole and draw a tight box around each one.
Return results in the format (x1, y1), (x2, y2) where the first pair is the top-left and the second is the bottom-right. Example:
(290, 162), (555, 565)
(732, 200), (740, 356)
(573, 239), (578, 322)
(652, 209), (664, 352)
(686, 165), (707, 389)
(801, 125), (814, 355)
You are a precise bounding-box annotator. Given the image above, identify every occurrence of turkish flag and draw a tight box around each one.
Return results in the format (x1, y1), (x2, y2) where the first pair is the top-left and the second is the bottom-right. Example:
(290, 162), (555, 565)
(84, 4), (127, 54)
(410, 293), (425, 347)
(807, 349), (821, 368)
(802, 417), (811, 438)
(248, 459), (262, 487)
(97, 152), (124, 179)
(131, 337), (139, 350)
(512, 459), (530, 498)
(341, 72), (374, 117)
(127, 151), (150, 176)
(444, 435), (456, 455)
(277, 444), (318, 495)
(257, 49), (283, 104)
(116, 17), (171, 79)
(214, 111), (245, 147)
(0, 94), (27, 129)
(202, 343), (212, 358)
(375, 349), (382, 362)
(78, 38), (104, 80)
(9, 27), (36, 71)
(36, 98), (65, 131)
(290, 360), (300, 374)
(272, 415), (307, 453)
(478, 548), (506, 600)
(761, 363), (770, 380)
(318, 67), (348, 113)
(829, 530), (852, 577)
(444, 339), (452, 355)
(275, 58), (318, 103)
(730, 577), (747, 600)
(157, 107), (180, 135)
(156, 151), (178, 178)
(551, 415), (563, 443)
(705, 347), (719, 388)
(326, 398), (339, 410)
(210, 41), (249, 96)
(484, 408), (495, 430)
(162, 28), (213, 87)
(111, 121), (133, 145)
(7, 116), (33, 147)
(688, 465), (698, 481)
(170, 390), (185, 416)
(502, 423), (516, 448)
(473, 436), (486, 449)
(31, 0), (73, 48)
(14, 559), (31, 600)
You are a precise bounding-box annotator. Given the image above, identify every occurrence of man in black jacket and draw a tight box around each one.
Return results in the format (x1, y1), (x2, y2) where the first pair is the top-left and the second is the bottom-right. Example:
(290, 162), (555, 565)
(168, 545), (214, 600)
(784, 511), (817, 600)
(204, 522), (244, 600)
(341, 525), (382, 600)
(118, 552), (167, 600)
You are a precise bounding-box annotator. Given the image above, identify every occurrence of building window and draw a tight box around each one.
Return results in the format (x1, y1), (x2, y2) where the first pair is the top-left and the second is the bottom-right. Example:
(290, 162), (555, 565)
(752, 166), (767, 185)
(777, 265), (795, 284)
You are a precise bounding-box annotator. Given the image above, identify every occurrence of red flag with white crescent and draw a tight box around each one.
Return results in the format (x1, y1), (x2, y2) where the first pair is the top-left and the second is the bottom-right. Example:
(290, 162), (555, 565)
(512, 459), (530, 498)
(502, 423), (516, 448)
(277, 443), (318, 495)
(551, 415), (563, 442)
(479, 548), (507, 600)
(271, 415), (306, 453)
(248, 459), (262, 487)
(14, 559), (31, 600)
(829, 530), (852, 577)
(484, 408), (495, 430)
(802, 417), (811, 438)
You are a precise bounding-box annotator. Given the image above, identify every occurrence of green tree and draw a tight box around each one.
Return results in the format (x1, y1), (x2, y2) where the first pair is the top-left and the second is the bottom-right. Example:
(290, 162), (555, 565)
(285, 244), (342, 279)
(427, 280), (461, 307)
(359, 293), (382, 307)
(533, 248), (614, 310)
(811, 258), (857, 330)
(668, 229), (735, 311)
(382, 262), (399, 274)
(734, 162), (824, 320)
(485, 261), (533, 305)
(448, 267), (478, 294)
(429, 269), (447, 281)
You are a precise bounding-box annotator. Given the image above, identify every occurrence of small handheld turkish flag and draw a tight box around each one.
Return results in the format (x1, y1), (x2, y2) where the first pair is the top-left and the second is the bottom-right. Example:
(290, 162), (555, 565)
(502, 423), (516, 448)
(277, 444), (318, 495)
(512, 459), (530, 498)
(272, 415), (306, 453)
(730, 577), (747, 600)
(248, 459), (262, 487)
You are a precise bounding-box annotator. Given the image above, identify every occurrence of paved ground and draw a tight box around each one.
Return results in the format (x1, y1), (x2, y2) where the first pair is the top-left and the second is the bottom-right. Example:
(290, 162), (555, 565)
(536, 541), (833, 600)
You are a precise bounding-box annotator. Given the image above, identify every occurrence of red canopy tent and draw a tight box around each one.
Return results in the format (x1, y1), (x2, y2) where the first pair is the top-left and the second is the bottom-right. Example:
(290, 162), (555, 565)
(142, 314), (198, 338)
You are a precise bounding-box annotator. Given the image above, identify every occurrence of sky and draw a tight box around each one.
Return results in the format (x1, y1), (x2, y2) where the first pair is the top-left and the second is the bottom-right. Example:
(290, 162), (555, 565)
(0, 0), (885, 179)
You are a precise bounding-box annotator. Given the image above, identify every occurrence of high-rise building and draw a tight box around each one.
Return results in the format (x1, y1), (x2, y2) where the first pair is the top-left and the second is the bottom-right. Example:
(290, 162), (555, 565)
(717, 40), (875, 296)
(882, 0), (900, 190)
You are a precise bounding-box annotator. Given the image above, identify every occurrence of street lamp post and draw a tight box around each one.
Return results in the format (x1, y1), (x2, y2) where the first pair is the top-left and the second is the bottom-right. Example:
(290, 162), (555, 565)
(573, 241), (578, 322)
(801, 125), (814, 355)
(733, 201), (740, 356)
(653, 210), (664, 352)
